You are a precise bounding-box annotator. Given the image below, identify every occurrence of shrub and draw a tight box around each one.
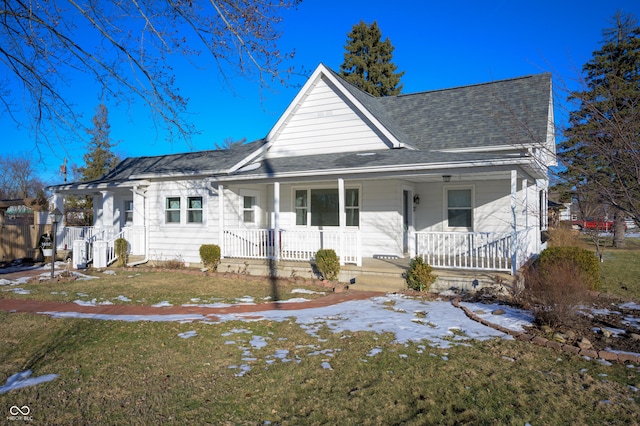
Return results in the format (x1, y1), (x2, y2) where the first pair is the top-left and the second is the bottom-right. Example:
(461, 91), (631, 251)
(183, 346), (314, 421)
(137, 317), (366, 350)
(518, 261), (591, 328)
(537, 246), (600, 290)
(114, 238), (128, 267)
(199, 244), (221, 271)
(406, 256), (437, 292)
(164, 257), (185, 269)
(315, 249), (340, 281)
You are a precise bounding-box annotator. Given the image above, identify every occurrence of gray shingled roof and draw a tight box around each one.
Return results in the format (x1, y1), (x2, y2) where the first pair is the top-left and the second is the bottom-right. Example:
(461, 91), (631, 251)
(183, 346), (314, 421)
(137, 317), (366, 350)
(51, 67), (552, 189)
(376, 74), (551, 150)
(329, 66), (551, 151)
(68, 140), (265, 186)
(232, 149), (529, 179)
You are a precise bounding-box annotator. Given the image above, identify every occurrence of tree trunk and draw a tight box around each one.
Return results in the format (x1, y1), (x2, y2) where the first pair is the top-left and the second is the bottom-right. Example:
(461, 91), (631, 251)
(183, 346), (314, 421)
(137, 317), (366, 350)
(613, 210), (626, 248)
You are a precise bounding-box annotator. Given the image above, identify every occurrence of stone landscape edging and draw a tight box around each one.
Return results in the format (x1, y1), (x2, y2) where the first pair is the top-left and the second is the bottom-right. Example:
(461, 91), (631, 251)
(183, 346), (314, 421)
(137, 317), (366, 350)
(451, 298), (640, 364)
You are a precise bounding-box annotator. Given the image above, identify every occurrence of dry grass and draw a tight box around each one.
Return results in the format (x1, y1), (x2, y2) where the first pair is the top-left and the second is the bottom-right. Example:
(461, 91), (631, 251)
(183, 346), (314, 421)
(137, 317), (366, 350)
(1, 267), (639, 423)
(0, 268), (327, 306)
(546, 226), (586, 248)
(0, 311), (638, 425)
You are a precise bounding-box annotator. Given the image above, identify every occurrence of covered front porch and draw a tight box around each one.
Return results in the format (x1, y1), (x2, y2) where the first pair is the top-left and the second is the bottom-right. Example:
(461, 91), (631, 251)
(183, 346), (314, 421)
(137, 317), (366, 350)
(221, 228), (524, 275)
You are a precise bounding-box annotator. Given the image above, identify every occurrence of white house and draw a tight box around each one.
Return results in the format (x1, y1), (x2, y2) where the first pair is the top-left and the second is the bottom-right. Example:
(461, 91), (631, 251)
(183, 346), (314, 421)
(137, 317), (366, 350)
(50, 64), (556, 277)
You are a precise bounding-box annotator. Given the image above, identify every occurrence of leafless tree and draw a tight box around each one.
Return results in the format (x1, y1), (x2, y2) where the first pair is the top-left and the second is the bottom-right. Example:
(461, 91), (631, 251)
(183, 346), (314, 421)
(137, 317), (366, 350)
(0, 0), (300, 149)
(0, 154), (47, 199)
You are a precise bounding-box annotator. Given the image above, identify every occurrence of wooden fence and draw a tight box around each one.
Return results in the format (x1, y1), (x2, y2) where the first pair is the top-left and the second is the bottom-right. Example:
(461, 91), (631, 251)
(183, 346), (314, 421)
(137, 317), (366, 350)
(0, 224), (52, 262)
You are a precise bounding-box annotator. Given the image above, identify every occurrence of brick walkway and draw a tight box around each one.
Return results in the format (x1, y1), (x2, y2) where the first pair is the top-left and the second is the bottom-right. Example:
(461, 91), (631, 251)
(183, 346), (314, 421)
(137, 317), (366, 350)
(0, 290), (383, 320)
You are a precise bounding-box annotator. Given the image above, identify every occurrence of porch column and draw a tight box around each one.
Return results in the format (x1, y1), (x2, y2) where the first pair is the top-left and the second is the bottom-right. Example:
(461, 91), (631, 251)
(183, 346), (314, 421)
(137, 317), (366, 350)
(100, 191), (115, 239)
(522, 178), (531, 263)
(130, 187), (146, 256)
(338, 178), (345, 266)
(510, 170), (518, 275)
(273, 181), (280, 261)
(218, 184), (224, 259)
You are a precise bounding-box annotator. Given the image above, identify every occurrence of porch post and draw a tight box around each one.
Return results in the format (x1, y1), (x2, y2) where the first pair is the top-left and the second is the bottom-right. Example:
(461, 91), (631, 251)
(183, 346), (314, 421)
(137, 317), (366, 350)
(131, 187), (146, 256)
(338, 178), (345, 266)
(522, 178), (530, 263)
(100, 191), (114, 238)
(218, 184), (224, 259)
(273, 181), (280, 261)
(510, 170), (518, 275)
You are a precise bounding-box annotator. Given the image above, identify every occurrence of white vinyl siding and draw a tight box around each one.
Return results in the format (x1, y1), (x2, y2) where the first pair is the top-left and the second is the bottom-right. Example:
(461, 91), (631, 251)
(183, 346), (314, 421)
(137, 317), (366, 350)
(266, 77), (390, 158)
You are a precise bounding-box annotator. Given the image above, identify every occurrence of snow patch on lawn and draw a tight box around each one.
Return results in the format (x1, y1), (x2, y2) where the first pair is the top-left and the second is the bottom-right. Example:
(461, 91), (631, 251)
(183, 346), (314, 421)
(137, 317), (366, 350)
(0, 370), (59, 394)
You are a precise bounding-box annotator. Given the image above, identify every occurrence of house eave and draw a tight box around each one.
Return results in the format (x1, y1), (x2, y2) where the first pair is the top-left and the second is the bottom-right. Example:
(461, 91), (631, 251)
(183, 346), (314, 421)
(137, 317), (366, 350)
(48, 180), (151, 194)
(220, 157), (544, 182)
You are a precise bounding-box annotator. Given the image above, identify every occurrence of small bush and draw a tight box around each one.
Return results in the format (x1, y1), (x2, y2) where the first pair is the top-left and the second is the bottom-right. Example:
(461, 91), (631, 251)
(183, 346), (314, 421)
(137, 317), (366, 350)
(315, 249), (340, 281)
(518, 261), (591, 328)
(406, 256), (437, 292)
(199, 244), (221, 271)
(163, 258), (185, 269)
(538, 246), (600, 290)
(114, 238), (128, 267)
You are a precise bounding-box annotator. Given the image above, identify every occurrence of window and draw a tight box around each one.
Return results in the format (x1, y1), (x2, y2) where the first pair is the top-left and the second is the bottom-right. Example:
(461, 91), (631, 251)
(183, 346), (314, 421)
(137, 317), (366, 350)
(187, 197), (203, 223)
(447, 189), (472, 228)
(124, 200), (133, 224)
(165, 197), (181, 223)
(243, 196), (256, 223)
(295, 190), (308, 226)
(294, 188), (359, 227)
(311, 188), (339, 226)
(345, 188), (359, 227)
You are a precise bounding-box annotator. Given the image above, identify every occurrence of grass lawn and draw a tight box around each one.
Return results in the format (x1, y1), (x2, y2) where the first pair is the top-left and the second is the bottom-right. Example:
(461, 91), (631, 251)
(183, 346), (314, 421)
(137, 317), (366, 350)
(0, 265), (639, 424)
(600, 237), (640, 299)
(0, 269), (328, 306)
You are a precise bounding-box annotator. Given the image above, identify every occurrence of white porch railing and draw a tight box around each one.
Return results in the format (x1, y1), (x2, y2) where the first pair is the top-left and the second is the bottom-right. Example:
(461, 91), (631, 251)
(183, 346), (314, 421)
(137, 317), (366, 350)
(62, 226), (145, 267)
(59, 226), (96, 250)
(223, 229), (362, 266)
(415, 231), (513, 272)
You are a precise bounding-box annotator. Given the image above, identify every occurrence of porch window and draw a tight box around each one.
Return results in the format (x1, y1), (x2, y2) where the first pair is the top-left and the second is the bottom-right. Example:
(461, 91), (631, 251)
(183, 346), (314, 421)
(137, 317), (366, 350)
(311, 188), (339, 226)
(165, 197), (181, 223)
(187, 197), (203, 223)
(345, 188), (359, 227)
(243, 196), (256, 223)
(294, 188), (359, 227)
(124, 200), (133, 224)
(295, 190), (308, 226)
(447, 189), (472, 228)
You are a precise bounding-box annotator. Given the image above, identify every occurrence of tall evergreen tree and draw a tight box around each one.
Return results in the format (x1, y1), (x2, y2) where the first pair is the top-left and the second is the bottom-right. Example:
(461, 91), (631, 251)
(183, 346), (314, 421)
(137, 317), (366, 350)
(558, 12), (640, 246)
(78, 104), (119, 182)
(339, 21), (404, 97)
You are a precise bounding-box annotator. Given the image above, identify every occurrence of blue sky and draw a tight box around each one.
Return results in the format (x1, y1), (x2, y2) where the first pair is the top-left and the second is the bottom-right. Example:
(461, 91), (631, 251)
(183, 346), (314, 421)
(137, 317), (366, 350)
(3, 0), (640, 184)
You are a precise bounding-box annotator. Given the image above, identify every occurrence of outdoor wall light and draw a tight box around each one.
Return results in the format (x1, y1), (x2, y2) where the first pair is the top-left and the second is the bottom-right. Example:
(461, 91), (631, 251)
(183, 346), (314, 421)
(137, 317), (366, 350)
(413, 195), (420, 205)
(442, 175), (452, 183)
